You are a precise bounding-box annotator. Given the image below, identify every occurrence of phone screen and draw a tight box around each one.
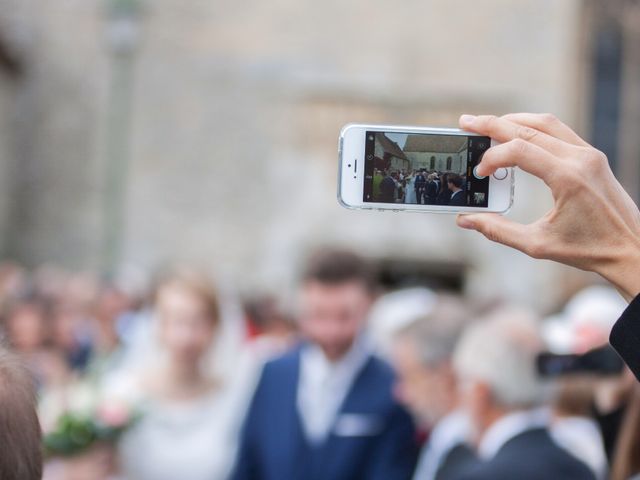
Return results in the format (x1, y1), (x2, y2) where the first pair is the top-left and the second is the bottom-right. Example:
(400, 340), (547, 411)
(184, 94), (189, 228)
(363, 131), (491, 207)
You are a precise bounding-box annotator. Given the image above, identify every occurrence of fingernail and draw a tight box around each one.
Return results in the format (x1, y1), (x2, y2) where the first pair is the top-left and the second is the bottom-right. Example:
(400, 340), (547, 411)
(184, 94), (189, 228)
(457, 215), (475, 230)
(460, 114), (476, 125)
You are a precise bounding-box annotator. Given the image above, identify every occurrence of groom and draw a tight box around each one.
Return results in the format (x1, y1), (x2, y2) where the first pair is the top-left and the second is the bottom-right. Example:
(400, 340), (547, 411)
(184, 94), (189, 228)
(230, 249), (417, 480)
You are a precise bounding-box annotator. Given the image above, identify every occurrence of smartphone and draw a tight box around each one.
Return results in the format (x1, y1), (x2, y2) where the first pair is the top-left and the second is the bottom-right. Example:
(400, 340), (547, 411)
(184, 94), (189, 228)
(338, 124), (514, 213)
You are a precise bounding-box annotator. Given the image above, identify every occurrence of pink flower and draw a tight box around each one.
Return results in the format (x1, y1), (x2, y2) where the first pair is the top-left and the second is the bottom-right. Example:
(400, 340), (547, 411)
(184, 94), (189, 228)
(96, 401), (131, 428)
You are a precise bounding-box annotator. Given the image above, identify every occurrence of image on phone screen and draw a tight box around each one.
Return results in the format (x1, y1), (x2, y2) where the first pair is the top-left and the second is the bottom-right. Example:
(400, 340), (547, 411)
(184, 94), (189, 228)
(363, 131), (491, 208)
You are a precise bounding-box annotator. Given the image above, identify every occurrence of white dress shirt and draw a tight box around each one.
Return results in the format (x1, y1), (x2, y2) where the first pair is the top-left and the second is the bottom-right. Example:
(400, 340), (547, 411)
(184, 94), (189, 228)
(478, 408), (550, 460)
(413, 410), (472, 480)
(297, 336), (372, 445)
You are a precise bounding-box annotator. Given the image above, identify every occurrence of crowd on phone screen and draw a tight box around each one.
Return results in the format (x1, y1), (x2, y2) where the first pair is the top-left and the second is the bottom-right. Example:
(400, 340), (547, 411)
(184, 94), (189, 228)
(374, 168), (467, 206)
(1, 250), (640, 480)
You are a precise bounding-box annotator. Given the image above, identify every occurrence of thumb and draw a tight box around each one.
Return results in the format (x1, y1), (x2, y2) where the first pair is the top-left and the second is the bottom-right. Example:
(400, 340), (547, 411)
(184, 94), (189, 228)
(457, 213), (535, 256)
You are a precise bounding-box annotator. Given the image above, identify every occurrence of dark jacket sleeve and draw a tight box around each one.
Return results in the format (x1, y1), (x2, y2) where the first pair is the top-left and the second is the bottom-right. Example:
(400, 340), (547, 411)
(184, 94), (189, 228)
(610, 294), (640, 381)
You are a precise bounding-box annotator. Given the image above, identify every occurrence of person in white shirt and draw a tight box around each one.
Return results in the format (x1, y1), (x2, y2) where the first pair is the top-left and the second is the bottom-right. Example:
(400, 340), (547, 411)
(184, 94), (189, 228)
(389, 295), (475, 480)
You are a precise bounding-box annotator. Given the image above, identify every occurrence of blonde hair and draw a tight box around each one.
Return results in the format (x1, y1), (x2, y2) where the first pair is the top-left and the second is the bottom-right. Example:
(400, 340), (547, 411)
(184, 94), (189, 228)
(154, 268), (220, 326)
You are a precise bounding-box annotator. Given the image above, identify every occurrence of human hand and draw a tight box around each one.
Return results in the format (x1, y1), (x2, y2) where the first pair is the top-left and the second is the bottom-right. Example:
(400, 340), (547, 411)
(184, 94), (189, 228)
(456, 113), (640, 301)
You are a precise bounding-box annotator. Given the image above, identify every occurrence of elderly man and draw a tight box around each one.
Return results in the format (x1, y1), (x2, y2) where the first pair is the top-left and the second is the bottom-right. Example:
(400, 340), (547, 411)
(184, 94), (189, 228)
(451, 308), (595, 480)
(390, 296), (476, 480)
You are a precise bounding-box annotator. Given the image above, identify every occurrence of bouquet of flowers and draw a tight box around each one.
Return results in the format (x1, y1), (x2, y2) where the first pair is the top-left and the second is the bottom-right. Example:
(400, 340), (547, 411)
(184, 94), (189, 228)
(41, 380), (140, 458)
(43, 402), (137, 457)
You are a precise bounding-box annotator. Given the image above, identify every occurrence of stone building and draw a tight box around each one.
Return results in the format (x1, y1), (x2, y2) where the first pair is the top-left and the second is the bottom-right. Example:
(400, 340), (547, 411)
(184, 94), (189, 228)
(0, 0), (639, 310)
(373, 134), (410, 173)
(403, 135), (467, 174)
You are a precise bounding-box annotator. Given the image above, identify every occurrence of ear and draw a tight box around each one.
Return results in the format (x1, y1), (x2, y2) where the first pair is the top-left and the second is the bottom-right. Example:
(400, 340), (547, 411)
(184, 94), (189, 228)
(467, 381), (493, 417)
(475, 382), (493, 406)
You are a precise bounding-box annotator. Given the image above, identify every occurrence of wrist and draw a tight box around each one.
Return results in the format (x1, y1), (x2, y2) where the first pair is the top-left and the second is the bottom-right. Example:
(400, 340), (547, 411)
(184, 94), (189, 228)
(599, 240), (640, 302)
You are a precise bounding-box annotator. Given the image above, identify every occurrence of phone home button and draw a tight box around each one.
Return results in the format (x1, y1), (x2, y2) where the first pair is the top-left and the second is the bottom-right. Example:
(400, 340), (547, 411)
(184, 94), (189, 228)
(492, 168), (508, 180)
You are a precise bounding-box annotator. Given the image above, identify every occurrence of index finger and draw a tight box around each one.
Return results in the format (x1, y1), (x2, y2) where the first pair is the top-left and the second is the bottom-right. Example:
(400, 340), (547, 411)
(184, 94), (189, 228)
(501, 113), (589, 147)
(460, 114), (572, 157)
(476, 139), (557, 186)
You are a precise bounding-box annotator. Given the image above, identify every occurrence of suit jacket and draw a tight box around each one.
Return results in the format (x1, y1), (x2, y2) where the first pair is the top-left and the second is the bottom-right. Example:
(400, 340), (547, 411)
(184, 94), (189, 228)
(230, 345), (418, 480)
(380, 176), (397, 201)
(414, 175), (427, 190)
(452, 428), (595, 480)
(425, 181), (438, 202)
(437, 190), (451, 205)
(434, 444), (477, 480)
(448, 190), (465, 206)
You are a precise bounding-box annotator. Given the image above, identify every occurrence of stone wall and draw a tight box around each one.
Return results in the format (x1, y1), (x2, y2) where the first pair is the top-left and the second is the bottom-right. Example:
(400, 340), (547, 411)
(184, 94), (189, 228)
(0, 0), (589, 309)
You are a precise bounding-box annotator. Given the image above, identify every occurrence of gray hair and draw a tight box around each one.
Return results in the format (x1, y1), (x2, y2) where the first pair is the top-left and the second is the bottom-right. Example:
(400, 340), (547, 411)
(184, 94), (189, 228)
(395, 294), (471, 366)
(453, 306), (546, 408)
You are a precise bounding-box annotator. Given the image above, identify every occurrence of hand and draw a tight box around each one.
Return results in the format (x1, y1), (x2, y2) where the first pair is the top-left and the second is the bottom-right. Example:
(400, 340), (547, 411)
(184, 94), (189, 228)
(456, 113), (640, 301)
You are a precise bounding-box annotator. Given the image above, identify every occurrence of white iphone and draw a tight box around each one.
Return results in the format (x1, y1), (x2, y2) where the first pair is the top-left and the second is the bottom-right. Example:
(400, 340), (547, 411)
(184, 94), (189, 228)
(338, 124), (514, 213)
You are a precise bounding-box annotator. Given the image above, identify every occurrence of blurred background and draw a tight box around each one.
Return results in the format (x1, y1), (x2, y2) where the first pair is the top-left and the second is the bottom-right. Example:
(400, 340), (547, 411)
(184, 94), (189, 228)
(1, 0), (640, 479)
(0, 0), (637, 308)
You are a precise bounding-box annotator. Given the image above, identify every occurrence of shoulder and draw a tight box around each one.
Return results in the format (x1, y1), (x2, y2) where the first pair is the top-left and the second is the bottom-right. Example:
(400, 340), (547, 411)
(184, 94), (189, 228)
(363, 354), (396, 380)
(458, 430), (595, 480)
(435, 444), (478, 480)
(353, 355), (399, 407)
(257, 344), (302, 383)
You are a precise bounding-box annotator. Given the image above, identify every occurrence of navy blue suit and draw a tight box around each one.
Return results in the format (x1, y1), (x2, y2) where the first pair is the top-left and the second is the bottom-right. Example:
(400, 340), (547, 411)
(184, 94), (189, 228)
(230, 345), (418, 480)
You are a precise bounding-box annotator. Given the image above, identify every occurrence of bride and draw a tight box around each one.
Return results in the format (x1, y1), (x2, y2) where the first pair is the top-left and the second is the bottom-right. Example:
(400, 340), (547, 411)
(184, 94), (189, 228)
(111, 269), (246, 480)
(404, 171), (417, 204)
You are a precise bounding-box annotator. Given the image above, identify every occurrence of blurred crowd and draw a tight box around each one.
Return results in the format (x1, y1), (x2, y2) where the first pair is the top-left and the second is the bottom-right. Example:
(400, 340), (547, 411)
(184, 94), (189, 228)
(373, 169), (468, 206)
(1, 251), (639, 480)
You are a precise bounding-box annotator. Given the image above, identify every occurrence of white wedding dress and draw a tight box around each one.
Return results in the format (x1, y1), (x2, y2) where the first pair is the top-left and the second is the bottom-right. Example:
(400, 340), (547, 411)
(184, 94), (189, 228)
(114, 377), (247, 480)
(405, 176), (417, 204)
